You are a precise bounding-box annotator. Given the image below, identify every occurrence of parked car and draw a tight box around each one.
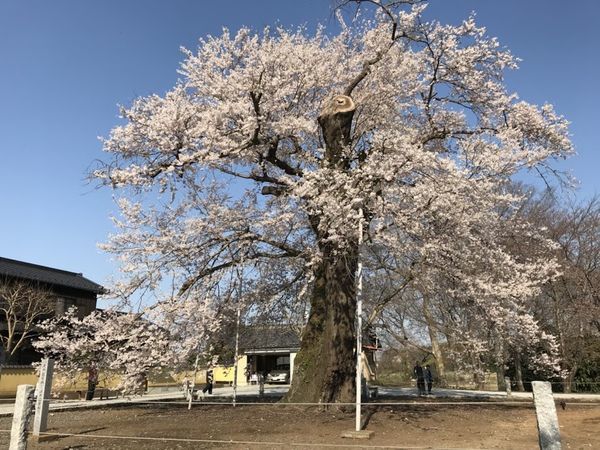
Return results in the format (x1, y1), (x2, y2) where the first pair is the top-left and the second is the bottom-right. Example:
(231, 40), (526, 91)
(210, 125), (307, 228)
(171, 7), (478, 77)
(266, 365), (290, 384)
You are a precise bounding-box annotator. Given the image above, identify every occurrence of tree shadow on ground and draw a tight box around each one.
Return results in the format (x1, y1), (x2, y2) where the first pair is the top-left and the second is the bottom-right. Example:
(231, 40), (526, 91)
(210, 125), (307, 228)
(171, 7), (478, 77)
(36, 426), (107, 446)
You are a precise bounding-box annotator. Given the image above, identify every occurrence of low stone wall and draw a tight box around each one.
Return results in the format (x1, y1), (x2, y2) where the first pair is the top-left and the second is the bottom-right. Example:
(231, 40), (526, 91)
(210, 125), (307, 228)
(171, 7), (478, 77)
(0, 365), (208, 398)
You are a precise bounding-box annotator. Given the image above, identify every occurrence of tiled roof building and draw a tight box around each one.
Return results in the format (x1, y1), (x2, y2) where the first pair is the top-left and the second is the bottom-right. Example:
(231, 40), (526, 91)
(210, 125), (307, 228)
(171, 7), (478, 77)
(0, 256), (104, 364)
(0, 257), (103, 295)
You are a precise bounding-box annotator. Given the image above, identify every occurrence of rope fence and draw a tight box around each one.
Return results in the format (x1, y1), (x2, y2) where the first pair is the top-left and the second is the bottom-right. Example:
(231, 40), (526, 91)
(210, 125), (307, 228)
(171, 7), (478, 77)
(4, 388), (599, 449)
(0, 428), (515, 449)
(26, 395), (600, 408)
(387, 380), (600, 385)
(74, 400), (600, 407)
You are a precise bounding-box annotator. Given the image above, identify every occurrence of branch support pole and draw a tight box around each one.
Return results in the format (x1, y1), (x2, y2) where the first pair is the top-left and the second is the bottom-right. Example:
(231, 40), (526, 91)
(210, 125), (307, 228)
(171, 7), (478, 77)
(188, 354), (199, 410)
(233, 304), (241, 407)
(355, 207), (364, 432)
(233, 255), (244, 407)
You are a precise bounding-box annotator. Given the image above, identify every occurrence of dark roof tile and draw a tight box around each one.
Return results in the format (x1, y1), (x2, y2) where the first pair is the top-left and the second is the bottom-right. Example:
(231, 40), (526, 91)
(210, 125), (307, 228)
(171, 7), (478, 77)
(240, 324), (301, 350)
(0, 257), (104, 294)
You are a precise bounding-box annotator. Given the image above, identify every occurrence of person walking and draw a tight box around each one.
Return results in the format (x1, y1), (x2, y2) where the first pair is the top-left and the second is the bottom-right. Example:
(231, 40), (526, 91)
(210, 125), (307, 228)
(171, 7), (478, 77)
(202, 368), (214, 395)
(413, 362), (425, 396)
(86, 364), (98, 401)
(424, 365), (433, 395)
(244, 363), (252, 383)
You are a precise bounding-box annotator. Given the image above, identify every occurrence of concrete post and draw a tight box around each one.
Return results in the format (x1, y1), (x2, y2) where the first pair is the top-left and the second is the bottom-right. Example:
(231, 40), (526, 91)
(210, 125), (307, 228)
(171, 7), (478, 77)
(258, 374), (264, 398)
(33, 358), (54, 436)
(9, 384), (35, 450)
(504, 377), (512, 396)
(532, 381), (562, 450)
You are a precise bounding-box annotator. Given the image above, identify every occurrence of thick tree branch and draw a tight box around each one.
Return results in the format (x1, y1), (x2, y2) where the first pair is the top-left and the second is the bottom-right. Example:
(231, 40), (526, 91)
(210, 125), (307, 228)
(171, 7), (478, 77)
(264, 141), (304, 177)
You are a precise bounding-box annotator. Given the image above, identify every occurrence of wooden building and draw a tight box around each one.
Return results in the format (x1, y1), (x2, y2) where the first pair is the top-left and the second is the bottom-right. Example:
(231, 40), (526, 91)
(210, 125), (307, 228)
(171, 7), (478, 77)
(214, 324), (380, 385)
(0, 256), (104, 364)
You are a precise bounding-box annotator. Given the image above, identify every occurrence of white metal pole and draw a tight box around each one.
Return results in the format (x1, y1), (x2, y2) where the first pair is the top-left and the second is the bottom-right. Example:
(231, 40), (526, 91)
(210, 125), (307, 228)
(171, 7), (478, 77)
(233, 303), (241, 407)
(233, 258), (243, 407)
(355, 207), (364, 432)
(188, 354), (199, 410)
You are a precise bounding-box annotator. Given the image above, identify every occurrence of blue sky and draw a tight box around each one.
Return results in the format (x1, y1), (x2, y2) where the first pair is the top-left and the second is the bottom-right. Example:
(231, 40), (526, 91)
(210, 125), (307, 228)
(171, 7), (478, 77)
(1, 0), (598, 294)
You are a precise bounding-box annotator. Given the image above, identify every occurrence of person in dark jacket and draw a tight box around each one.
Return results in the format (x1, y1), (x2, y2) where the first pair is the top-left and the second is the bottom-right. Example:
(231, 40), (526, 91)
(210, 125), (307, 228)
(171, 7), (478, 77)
(413, 362), (425, 396)
(86, 365), (98, 401)
(202, 368), (214, 395)
(424, 365), (433, 395)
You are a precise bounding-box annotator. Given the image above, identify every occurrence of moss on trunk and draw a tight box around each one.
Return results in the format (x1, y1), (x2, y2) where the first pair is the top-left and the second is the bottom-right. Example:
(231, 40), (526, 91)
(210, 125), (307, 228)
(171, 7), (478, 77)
(285, 247), (357, 403)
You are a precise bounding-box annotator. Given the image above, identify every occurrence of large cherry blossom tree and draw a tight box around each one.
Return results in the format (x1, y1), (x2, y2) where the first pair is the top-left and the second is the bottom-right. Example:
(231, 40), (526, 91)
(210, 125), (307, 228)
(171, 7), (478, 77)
(93, 1), (572, 403)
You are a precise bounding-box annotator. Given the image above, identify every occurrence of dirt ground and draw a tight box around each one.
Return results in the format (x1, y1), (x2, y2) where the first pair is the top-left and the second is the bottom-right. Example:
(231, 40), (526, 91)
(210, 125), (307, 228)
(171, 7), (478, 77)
(0, 397), (598, 449)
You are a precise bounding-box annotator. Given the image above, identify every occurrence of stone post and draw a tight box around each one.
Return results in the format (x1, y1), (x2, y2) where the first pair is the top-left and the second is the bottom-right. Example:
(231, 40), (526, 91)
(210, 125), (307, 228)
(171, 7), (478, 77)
(9, 384), (35, 450)
(532, 381), (561, 450)
(504, 377), (512, 396)
(33, 358), (54, 436)
(258, 374), (264, 398)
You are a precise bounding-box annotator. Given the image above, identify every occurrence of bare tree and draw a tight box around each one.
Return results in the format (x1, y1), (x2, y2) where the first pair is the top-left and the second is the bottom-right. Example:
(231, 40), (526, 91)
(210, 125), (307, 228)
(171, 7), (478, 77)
(526, 194), (600, 391)
(0, 278), (54, 364)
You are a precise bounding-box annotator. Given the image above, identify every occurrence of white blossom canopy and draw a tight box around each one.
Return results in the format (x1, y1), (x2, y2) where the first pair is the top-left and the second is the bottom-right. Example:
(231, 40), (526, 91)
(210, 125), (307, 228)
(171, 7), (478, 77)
(90, 4), (572, 382)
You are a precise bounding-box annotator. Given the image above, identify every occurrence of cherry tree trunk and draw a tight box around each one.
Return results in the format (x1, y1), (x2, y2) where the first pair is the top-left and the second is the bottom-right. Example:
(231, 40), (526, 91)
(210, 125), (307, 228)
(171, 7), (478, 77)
(514, 351), (525, 392)
(496, 363), (506, 391)
(285, 94), (358, 404)
(423, 295), (447, 386)
(563, 364), (577, 393)
(285, 247), (358, 403)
